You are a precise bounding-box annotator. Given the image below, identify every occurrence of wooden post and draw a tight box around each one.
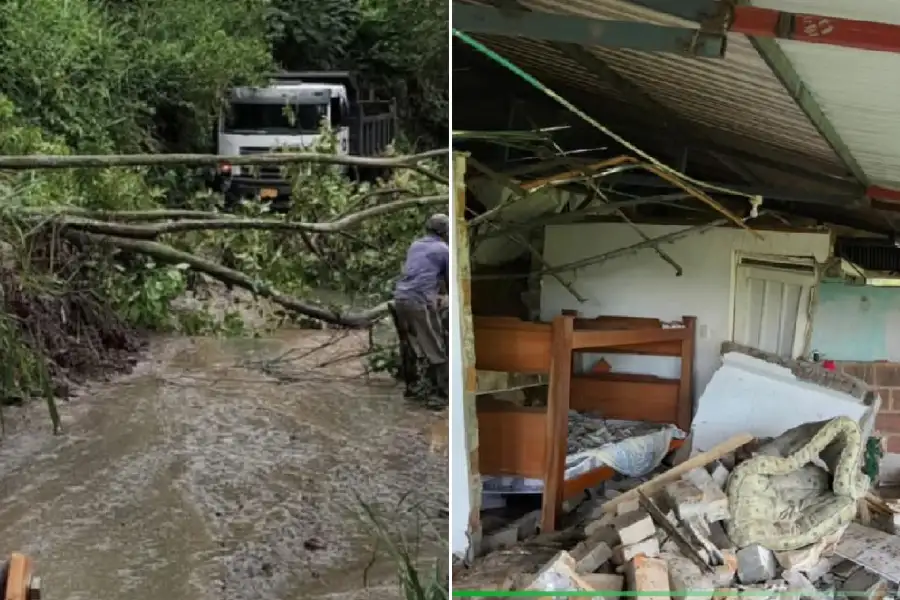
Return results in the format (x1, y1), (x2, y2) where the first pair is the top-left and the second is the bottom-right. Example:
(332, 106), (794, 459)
(454, 151), (482, 558)
(541, 314), (574, 532)
(678, 315), (697, 432)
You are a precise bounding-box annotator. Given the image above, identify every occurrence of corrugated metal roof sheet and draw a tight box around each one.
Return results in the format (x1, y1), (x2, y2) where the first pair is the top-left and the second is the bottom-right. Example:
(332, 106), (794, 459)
(458, 0), (845, 172)
(750, 0), (900, 189)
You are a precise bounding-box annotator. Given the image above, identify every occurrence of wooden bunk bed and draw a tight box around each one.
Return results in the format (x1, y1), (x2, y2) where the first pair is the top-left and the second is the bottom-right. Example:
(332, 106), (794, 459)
(474, 313), (696, 532)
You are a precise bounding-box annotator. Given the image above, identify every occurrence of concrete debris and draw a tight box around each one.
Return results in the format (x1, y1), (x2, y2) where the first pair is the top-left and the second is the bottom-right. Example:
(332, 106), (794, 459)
(707, 521), (735, 551)
(575, 541), (613, 574)
(666, 552), (717, 600)
(481, 524), (519, 553)
(525, 551), (600, 595)
(616, 498), (641, 515)
(581, 573), (623, 591)
(783, 569), (820, 598)
(612, 537), (660, 565)
(680, 467), (730, 521)
(736, 544), (777, 584)
(664, 479), (706, 518)
(841, 567), (888, 600)
(611, 510), (656, 546)
(707, 461), (731, 489)
(830, 559), (860, 579)
(488, 433), (900, 599)
(584, 513), (616, 537)
(513, 509), (542, 541)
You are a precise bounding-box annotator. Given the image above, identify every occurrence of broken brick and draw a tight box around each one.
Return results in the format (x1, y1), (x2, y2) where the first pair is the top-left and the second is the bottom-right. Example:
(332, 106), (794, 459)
(680, 467), (729, 521)
(666, 553), (716, 600)
(581, 572), (624, 592)
(611, 510), (655, 546)
(626, 555), (670, 600)
(575, 541), (613, 574)
(615, 498), (641, 515)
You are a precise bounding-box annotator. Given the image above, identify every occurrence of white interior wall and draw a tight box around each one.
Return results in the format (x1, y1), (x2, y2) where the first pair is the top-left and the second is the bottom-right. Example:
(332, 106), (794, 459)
(541, 223), (832, 397)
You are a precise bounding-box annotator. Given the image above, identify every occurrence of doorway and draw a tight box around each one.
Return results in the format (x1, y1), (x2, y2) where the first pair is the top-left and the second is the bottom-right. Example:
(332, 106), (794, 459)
(731, 254), (818, 358)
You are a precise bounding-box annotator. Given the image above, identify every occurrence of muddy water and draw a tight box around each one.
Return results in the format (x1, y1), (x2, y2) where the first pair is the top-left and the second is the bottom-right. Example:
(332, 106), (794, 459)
(0, 331), (447, 600)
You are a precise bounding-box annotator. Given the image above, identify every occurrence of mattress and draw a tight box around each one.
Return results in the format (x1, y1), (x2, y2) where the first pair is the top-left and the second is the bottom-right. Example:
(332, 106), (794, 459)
(482, 411), (686, 495)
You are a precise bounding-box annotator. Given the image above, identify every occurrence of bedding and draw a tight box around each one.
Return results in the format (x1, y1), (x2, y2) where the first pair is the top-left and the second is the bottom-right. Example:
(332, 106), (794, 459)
(482, 411), (686, 495)
(726, 416), (869, 551)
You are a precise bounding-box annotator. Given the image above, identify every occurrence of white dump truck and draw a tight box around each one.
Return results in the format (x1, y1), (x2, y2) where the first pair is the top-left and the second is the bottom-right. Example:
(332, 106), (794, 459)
(210, 71), (397, 204)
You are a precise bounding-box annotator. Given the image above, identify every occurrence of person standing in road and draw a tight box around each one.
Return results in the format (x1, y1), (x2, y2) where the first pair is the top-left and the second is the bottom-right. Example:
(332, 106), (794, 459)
(390, 213), (449, 406)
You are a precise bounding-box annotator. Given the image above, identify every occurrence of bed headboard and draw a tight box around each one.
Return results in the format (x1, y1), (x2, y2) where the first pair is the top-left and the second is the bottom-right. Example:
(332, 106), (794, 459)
(473, 313), (696, 431)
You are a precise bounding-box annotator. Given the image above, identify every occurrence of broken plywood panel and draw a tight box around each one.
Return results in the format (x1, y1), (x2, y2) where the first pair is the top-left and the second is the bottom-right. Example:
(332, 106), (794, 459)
(834, 522), (900, 583)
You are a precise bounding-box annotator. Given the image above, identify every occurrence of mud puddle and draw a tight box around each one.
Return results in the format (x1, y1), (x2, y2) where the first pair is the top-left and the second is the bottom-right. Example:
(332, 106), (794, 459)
(0, 330), (447, 600)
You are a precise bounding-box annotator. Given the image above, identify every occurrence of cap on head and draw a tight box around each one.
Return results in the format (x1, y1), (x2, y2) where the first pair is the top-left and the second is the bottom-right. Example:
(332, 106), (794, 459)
(426, 213), (450, 239)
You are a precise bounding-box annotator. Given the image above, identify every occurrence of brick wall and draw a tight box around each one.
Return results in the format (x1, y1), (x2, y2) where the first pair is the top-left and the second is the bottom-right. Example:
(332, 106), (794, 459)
(837, 361), (900, 452)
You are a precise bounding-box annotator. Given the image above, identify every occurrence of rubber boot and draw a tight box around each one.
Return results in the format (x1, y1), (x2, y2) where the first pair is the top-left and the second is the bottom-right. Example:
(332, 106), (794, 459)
(424, 363), (448, 410)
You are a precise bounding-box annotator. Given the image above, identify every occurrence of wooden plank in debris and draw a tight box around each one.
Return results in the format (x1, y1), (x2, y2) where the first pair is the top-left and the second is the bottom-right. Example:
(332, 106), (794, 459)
(602, 433), (754, 515)
(835, 522), (900, 583)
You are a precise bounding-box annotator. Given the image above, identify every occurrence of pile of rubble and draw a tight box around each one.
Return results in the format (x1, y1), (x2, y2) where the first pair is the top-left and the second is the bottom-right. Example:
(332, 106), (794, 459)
(508, 434), (900, 599)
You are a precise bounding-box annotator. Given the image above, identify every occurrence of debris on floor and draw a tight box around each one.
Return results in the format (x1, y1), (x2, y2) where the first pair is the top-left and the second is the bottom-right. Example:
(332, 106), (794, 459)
(457, 417), (900, 598)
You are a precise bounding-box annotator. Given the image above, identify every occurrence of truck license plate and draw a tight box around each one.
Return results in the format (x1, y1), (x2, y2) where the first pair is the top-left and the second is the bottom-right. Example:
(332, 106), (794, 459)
(259, 188), (278, 199)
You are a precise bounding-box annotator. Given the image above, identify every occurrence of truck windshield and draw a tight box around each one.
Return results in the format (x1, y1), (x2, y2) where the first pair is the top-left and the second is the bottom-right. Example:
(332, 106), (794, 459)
(224, 103), (328, 133)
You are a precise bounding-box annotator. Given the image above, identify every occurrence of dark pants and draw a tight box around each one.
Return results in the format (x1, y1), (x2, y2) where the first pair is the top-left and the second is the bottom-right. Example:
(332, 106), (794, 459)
(389, 299), (448, 402)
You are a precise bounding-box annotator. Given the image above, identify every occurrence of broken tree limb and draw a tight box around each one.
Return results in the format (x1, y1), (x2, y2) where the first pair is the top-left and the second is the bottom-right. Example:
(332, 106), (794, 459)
(63, 231), (390, 328)
(49, 194), (449, 239)
(18, 207), (233, 222)
(525, 138), (683, 276)
(464, 162), (583, 301)
(0, 149), (450, 185)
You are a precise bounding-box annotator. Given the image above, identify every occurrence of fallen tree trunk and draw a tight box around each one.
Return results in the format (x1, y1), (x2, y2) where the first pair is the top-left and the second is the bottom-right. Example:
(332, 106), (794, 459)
(0, 149), (450, 184)
(64, 231), (391, 328)
(53, 194), (449, 239)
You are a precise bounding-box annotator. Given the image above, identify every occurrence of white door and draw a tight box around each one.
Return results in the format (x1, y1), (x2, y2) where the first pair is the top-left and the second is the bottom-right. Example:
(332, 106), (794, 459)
(732, 256), (817, 358)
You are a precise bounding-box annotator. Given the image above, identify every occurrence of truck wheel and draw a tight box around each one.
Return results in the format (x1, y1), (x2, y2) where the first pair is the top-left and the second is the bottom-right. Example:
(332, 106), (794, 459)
(223, 190), (241, 212)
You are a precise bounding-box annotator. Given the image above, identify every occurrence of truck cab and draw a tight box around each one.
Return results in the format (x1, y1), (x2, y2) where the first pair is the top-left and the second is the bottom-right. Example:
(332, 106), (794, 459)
(212, 71), (397, 204)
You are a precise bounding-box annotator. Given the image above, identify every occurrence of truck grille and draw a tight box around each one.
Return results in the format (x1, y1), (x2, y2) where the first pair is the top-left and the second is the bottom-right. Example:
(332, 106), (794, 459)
(237, 147), (284, 180)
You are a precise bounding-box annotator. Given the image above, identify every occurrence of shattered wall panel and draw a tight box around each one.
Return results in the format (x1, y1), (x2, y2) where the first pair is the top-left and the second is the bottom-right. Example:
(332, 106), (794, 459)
(691, 344), (879, 453)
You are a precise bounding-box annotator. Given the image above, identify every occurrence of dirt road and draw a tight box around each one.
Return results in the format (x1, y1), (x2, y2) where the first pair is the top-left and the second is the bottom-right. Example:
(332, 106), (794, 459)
(0, 331), (447, 600)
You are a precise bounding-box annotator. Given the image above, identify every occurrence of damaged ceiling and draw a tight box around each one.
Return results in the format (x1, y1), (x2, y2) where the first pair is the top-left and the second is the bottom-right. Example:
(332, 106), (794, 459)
(453, 0), (900, 251)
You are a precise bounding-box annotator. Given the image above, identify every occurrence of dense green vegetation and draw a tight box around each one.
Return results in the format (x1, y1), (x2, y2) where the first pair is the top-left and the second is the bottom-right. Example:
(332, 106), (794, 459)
(0, 0), (449, 422)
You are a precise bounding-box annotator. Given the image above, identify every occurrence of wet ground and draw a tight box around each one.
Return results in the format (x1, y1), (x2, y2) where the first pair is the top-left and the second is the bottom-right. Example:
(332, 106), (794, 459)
(0, 330), (448, 600)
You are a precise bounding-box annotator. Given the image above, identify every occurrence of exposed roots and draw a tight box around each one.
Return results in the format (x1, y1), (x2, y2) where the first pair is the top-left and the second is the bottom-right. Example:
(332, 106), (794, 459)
(3, 273), (142, 395)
